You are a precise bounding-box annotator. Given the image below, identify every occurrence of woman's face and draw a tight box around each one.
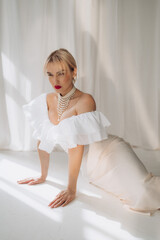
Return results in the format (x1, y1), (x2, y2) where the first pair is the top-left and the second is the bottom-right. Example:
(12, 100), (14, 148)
(46, 61), (76, 95)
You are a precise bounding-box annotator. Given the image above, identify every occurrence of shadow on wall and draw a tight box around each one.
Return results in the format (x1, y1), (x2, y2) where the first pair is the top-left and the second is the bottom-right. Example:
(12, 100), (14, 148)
(0, 54), (10, 147)
(76, 31), (118, 116)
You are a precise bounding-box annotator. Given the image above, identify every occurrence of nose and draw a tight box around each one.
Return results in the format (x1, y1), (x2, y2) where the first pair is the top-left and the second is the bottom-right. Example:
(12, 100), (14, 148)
(54, 81), (59, 86)
(50, 75), (58, 84)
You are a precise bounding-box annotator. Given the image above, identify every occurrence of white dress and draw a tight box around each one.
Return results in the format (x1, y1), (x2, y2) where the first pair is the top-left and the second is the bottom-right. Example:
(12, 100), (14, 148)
(23, 93), (160, 216)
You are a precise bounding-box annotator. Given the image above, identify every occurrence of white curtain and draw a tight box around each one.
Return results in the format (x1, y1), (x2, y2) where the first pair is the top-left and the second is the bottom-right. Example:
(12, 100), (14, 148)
(0, 0), (159, 151)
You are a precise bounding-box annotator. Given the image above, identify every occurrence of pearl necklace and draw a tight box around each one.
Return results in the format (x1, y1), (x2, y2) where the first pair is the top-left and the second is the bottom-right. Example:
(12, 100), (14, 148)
(57, 85), (76, 121)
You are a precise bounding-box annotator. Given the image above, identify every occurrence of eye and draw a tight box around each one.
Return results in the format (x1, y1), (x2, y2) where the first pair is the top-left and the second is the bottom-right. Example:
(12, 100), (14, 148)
(58, 72), (65, 76)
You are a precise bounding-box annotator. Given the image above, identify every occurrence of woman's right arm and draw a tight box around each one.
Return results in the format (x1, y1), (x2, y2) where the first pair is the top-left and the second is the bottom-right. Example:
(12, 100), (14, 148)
(37, 140), (50, 181)
(17, 140), (50, 185)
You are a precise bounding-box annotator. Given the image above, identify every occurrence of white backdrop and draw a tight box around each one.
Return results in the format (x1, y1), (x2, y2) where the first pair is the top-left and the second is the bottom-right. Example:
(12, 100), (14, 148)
(0, 0), (159, 151)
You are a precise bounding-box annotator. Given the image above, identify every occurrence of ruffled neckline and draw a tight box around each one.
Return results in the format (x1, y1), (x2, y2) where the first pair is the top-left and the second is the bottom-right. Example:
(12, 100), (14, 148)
(22, 92), (111, 153)
(44, 92), (103, 127)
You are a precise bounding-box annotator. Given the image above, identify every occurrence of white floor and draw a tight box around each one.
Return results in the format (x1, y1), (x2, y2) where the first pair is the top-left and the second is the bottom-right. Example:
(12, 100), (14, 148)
(0, 147), (160, 240)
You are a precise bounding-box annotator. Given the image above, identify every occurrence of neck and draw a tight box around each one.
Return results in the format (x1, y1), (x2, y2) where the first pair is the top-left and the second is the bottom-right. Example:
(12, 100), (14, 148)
(59, 84), (75, 97)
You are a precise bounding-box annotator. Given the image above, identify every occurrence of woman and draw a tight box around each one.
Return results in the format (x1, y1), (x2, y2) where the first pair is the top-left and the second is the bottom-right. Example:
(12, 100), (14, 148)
(18, 48), (160, 215)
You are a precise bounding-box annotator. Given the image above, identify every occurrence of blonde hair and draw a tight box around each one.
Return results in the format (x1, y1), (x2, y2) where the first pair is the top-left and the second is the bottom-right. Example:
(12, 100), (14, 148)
(44, 48), (77, 84)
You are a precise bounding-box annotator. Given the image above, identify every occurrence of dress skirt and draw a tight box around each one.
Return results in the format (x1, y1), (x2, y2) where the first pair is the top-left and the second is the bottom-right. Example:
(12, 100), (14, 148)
(81, 134), (160, 215)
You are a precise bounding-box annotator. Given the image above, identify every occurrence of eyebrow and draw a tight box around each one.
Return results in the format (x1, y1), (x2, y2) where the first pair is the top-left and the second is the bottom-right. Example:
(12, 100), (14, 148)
(47, 69), (65, 75)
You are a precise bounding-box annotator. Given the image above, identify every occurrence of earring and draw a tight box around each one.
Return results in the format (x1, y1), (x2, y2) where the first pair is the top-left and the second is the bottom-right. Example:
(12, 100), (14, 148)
(72, 76), (76, 83)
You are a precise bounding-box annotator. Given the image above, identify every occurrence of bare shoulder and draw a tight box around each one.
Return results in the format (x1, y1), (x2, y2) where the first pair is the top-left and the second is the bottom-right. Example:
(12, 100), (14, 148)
(46, 92), (56, 108)
(76, 92), (96, 115)
(47, 92), (56, 99)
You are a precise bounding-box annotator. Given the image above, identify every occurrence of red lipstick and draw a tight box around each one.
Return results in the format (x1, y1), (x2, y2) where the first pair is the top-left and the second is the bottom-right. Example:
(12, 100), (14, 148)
(55, 85), (62, 89)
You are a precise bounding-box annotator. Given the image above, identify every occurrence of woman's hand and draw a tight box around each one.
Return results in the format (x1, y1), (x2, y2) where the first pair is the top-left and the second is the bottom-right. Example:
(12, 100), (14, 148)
(17, 176), (46, 185)
(48, 189), (76, 208)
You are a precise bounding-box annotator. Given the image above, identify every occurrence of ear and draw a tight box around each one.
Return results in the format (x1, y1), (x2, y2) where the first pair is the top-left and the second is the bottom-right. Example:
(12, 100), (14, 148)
(73, 67), (77, 78)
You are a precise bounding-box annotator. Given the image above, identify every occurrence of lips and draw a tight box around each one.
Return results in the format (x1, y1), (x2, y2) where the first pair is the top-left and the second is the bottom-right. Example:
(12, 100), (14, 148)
(55, 85), (62, 89)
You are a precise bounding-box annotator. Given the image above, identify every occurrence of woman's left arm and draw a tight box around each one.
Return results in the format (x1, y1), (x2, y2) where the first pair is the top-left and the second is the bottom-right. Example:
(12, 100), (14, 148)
(67, 144), (84, 192)
(48, 94), (96, 208)
(48, 145), (84, 208)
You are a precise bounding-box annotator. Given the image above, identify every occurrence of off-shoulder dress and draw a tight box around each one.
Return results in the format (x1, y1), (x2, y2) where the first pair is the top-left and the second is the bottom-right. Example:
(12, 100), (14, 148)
(23, 93), (160, 216)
